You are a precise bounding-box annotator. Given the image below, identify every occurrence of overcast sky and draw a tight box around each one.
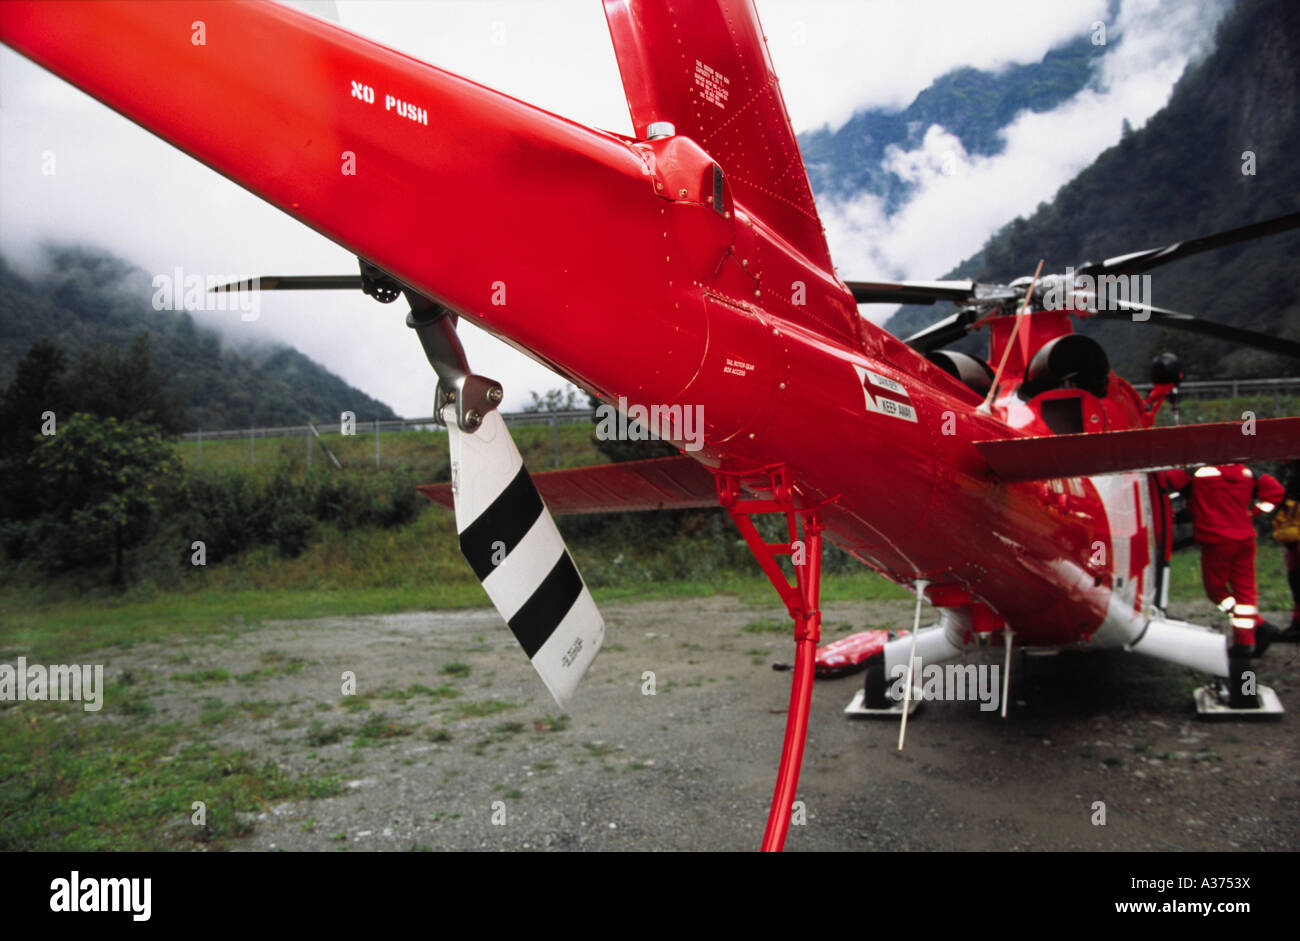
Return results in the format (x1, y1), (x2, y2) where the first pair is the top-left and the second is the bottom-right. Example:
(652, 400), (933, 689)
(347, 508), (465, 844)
(0, 0), (1228, 417)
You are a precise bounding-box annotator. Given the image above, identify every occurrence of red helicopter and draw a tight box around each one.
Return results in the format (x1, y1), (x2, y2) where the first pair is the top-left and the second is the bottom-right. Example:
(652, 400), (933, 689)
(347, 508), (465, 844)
(3, 0), (1298, 853)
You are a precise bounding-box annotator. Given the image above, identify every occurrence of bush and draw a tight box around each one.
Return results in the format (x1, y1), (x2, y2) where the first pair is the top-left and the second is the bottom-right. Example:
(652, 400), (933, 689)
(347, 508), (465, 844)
(172, 462), (422, 566)
(563, 507), (858, 587)
(16, 414), (179, 582)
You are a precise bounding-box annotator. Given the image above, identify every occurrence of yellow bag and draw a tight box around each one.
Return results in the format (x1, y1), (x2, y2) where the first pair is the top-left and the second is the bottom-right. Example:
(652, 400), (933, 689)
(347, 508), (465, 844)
(1274, 498), (1300, 544)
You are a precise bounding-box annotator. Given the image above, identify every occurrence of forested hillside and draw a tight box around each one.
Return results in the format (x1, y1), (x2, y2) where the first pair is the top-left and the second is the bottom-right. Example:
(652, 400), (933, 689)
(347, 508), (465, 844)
(0, 244), (398, 428)
(884, 0), (1300, 382)
(800, 32), (1110, 212)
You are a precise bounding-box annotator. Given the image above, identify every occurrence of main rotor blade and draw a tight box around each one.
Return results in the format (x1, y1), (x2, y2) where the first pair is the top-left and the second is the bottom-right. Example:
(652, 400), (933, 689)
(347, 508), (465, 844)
(845, 279), (976, 305)
(1087, 299), (1300, 360)
(1077, 211), (1300, 279)
(209, 275), (364, 292)
(900, 308), (981, 352)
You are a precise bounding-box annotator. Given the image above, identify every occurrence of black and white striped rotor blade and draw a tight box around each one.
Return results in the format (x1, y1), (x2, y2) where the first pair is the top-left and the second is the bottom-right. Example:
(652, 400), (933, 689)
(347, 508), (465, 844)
(443, 405), (604, 706)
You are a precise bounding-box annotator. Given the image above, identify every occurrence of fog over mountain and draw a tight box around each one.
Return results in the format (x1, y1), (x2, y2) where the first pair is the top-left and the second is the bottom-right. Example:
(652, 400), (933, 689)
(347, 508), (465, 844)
(802, 0), (1232, 327)
(882, 0), (1300, 382)
(0, 244), (398, 428)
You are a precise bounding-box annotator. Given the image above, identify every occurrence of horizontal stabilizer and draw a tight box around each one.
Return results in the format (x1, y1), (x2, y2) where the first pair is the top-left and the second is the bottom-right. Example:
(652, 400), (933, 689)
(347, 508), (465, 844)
(419, 455), (717, 515)
(976, 417), (1300, 481)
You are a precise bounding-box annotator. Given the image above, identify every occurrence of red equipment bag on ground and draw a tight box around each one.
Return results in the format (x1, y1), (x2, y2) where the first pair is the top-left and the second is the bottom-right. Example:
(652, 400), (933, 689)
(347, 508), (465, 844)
(813, 630), (900, 677)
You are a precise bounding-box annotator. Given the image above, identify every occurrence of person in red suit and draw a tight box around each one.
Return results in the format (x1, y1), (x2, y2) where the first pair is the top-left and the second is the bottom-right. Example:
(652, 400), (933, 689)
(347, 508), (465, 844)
(1162, 463), (1285, 708)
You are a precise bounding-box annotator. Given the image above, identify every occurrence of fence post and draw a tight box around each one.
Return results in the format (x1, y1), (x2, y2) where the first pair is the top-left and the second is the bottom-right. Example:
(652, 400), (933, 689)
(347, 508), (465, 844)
(250, 426), (254, 464)
(375, 419), (380, 468)
(307, 425), (312, 470)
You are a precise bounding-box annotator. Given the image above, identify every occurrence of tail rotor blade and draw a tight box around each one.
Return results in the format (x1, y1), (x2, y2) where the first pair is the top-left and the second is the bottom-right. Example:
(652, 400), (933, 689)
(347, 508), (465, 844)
(443, 405), (604, 706)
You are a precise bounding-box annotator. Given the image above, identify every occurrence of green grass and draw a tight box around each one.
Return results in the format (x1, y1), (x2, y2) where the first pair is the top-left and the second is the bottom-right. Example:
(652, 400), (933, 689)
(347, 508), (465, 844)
(198, 696), (233, 727)
(236, 659), (305, 684)
(305, 720), (347, 747)
(0, 586), (484, 665)
(741, 620), (787, 634)
(0, 702), (337, 850)
(0, 570), (908, 668)
(1167, 538), (1292, 611)
(447, 700), (518, 721)
(352, 713), (413, 747)
(1153, 394), (1300, 428)
(174, 668), (232, 685)
(178, 423), (605, 475)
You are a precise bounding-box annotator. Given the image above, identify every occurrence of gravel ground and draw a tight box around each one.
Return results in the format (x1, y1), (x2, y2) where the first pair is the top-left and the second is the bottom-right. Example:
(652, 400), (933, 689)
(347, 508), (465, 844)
(109, 594), (1300, 851)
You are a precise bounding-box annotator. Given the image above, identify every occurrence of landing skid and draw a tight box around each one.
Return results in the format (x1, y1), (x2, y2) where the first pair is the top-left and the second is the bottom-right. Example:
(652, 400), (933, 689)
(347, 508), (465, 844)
(843, 688), (921, 717)
(1194, 684), (1284, 718)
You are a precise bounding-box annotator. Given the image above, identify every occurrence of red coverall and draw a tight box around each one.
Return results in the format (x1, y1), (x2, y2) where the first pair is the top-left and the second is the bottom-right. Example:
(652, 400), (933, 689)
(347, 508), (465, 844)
(1162, 464), (1285, 645)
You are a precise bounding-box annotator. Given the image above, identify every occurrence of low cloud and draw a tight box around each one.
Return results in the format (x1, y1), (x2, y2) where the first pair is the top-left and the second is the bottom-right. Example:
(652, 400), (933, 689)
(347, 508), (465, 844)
(818, 0), (1232, 325)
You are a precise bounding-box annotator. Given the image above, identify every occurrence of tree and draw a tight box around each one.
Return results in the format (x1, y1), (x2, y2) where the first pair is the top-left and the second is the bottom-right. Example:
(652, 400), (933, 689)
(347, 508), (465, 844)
(0, 339), (74, 527)
(74, 333), (188, 433)
(587, 393), (676, 463)
(24, 414), (179, 583)
(0, 334), (187, 580)
(522, 386), (582, 413)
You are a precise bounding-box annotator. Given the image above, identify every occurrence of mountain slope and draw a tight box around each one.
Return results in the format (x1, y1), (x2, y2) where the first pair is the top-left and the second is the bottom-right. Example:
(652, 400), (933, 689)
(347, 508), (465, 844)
(0, 244), (399, 428)
(799, 33), (1110, 213)
(884, 0), (1300, 382)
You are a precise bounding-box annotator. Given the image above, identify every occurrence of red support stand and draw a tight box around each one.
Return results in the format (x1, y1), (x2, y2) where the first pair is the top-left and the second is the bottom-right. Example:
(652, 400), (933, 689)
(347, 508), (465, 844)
(716, 466), (824, 852)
